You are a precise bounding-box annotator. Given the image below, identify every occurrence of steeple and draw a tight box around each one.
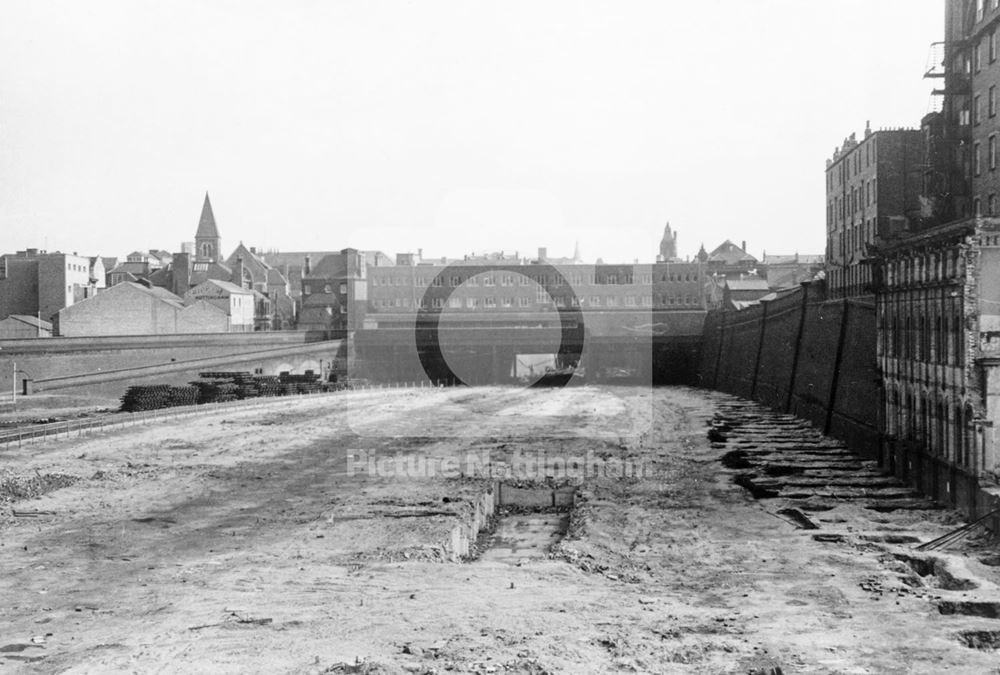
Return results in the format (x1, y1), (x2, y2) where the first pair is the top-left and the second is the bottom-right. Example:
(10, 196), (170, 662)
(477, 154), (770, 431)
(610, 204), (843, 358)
(659, 222), (678, 261)
(195, 192), (222, 263)
(572, 240), (581, 262)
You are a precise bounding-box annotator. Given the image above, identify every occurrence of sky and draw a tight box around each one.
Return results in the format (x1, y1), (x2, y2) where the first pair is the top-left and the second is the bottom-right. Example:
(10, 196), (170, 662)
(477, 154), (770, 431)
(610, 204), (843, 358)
(0, 1), (943, 264)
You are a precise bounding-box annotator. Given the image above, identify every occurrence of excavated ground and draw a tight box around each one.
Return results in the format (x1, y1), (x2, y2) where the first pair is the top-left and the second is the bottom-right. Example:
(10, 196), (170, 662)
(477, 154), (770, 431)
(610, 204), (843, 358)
(1, 386), (1000, 674)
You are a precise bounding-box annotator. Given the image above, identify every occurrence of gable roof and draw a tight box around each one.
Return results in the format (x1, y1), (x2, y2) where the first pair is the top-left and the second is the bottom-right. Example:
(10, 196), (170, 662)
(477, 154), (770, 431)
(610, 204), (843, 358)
(309, 253), (349, 278)
(188, 278), (254, 296)
(5, 314), (53, 330)
(196, 192), (220, 239)
(708, 240), (757, 265)
(725, 279), (770, 291)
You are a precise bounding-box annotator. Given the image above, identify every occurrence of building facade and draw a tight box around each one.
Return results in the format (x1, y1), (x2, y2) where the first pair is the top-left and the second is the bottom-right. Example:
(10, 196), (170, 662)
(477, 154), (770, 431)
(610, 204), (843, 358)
(875, 216), (1000, 508)
(825, 124), (923, 299)
(55, 282), (230, 336)
(0, 249), (105, 323)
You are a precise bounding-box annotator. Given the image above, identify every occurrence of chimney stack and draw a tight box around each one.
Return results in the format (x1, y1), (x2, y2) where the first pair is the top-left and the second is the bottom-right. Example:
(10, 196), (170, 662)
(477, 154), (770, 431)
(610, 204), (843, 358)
(304, 255), (312, 276)
(741, 240), (747, 252)
(233, 256), (246, 288)
(173, 252), (190, 297)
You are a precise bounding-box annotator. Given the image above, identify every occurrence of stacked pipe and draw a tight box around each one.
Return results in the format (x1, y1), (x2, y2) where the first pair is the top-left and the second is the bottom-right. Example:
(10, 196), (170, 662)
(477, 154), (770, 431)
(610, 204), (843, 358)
(120, 385), (198, 412)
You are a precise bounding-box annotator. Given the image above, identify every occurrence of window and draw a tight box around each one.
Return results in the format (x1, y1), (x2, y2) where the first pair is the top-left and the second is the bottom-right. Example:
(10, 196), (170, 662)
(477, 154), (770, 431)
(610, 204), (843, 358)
(975, 196), (983, 216)
(432, 297), (444, 308)
(991, 135), (997, 170)
(975, 142), (983, 175)
(449, 297), (461, 308)
(990, 194), (998, 215)
(975, 94), (983, 125)
(518, 296), (530, 307)
(339, 283), (347, 294)
(501, 297), (512, 308)
(484, 297), (496, 308)
(591, 296), (601, 306)
(992, 31), (997, 62)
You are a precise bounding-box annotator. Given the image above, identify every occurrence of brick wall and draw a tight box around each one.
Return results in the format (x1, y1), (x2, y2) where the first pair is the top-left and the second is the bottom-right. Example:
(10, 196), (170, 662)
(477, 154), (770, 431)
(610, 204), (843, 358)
(699, 282), (880, 456)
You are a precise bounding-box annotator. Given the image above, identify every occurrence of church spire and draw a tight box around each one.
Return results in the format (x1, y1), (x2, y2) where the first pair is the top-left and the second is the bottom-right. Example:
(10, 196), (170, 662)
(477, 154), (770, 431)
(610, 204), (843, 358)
(659, 222), (677, 261)
(195, 192), (222, 262)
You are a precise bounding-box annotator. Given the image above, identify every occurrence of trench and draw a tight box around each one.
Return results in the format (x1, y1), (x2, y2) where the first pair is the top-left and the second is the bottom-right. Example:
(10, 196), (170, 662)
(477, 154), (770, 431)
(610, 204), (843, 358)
(443, 483), (578, 563)
(956, 630), (1000, 650)
(936, 600), (1000, 619)
(893, 553), (979, 591)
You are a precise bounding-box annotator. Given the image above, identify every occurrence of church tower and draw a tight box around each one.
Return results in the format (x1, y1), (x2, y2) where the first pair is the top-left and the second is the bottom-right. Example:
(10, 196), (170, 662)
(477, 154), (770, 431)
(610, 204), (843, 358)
(195, 192), (222, 263)
(659, 222), (678, 261)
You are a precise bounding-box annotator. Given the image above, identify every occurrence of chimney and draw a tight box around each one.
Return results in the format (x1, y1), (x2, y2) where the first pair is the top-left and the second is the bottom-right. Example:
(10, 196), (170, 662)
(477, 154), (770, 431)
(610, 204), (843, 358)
(538, 247), (547, 261)
(417, 248), (423, 260)
(249, 246), (256, 255)
(233, 256), (246, 288)
(741, 240), (747, 252)
(173, 252), (190, 296)
(304, 255), (312, 276)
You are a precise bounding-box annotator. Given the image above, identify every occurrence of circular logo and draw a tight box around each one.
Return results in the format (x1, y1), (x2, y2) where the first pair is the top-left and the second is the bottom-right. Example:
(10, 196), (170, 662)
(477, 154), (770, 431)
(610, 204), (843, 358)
(415, 264), (584, 387)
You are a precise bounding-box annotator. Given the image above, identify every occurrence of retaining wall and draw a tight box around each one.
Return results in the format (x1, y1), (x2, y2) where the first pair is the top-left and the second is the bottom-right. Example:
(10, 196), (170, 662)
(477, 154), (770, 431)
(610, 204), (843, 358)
(0, 331), (342, 399)
(700, 284), (1000, 529)
(699, 283), (880, 457)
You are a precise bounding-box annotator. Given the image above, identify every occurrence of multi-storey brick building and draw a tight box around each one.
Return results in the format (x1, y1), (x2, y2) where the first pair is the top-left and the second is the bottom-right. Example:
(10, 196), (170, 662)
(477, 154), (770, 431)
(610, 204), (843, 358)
(0, 249), (105, 323)
(868, 0), (1000, 517)
(825, 124), (923, 298)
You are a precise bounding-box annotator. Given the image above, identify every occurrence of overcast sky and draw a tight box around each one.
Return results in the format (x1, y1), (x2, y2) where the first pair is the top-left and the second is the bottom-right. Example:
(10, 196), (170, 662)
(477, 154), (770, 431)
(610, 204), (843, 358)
(1, 1), (942, 264)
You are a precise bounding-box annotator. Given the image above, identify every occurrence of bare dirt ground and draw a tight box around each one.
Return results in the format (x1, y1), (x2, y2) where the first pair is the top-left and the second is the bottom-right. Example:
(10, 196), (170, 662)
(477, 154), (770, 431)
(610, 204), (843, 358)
(1, 386), (1000, 674)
